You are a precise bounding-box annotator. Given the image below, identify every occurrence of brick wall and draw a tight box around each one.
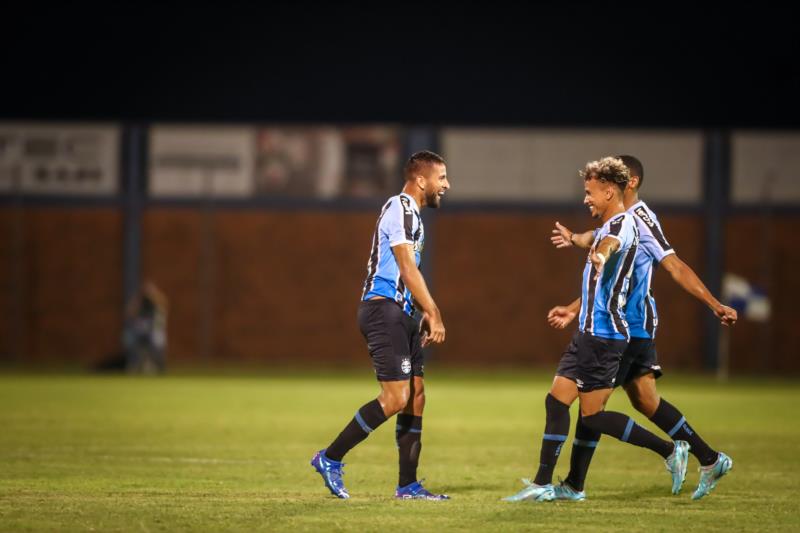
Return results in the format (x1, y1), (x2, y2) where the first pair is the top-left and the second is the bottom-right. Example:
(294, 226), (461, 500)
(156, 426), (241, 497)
(433, 212), (706, 369)
(0, 208), (122, 363)
(2, 206), (798, 373)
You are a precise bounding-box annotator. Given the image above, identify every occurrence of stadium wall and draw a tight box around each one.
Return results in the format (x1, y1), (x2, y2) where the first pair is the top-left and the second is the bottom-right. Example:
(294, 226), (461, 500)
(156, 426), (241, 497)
(0, 208), (123, 364)
(2, 207), (796, 374)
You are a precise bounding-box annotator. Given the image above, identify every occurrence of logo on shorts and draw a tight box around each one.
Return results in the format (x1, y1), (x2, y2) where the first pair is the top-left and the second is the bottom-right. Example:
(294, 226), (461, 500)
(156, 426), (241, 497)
(575, 378), (584, 389)
(401, 357), (411, 375)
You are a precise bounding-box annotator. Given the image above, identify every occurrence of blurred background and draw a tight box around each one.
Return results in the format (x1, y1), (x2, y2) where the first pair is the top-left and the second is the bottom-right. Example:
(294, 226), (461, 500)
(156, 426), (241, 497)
(1, 4), (798, 377)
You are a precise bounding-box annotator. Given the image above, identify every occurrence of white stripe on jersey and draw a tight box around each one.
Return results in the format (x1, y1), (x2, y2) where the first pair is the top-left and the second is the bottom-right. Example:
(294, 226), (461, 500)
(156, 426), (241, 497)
(606, 249), (627, 336)
(590, 270), (602, 336)
(646, 267), (658, 334)
(363, 202), (390, 298)
(643, 268), (650, 334)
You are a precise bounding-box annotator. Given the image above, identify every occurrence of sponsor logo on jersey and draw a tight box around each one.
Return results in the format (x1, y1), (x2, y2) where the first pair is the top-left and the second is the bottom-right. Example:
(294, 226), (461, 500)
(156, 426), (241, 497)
(635, 206), (656, 228)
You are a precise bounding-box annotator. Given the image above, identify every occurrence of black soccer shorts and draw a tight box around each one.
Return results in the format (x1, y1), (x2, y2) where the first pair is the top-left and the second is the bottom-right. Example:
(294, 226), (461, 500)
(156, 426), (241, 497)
(614, 337), (663, 388)
(357, 299), (424, 382)
(556, 331), (627, 392)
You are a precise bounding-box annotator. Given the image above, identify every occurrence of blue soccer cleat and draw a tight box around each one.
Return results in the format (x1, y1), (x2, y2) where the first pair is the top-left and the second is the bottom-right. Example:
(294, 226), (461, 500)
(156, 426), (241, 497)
(553, 478), (586, 501)
(395, 479), (450, 500)
(664, 440), (691, 494)
(692, 452), (733, 500)
(502, 479), (555, 502)
(310, 449), (350, 499)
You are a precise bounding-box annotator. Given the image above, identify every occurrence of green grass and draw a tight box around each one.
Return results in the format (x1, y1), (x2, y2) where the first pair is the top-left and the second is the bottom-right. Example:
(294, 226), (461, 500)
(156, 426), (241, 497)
(0, 370), (798, 531)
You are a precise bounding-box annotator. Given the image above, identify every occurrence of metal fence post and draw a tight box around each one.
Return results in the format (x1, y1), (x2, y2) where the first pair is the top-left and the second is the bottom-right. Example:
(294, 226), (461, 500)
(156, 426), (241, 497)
(703, 129), (731, 372)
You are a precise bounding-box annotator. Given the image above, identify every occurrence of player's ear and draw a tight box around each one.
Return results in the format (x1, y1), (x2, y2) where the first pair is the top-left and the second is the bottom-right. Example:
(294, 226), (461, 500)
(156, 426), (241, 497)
(415, 174), (426, 190)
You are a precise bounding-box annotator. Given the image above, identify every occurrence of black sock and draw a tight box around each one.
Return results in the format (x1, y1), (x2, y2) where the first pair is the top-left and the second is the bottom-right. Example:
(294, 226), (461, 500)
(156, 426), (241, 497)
(326, 399), (388, 461)
(396, 414), (422, 487)
(533, 394), (571, 486)
(649, 398), (718, 466)
(564, 416), (601, 492)
(582, 411), (674, 458)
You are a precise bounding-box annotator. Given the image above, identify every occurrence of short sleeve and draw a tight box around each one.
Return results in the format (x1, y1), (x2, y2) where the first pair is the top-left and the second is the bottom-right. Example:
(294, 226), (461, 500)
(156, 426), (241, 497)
(602, 214), (635, 251)
(632, 206), (675, 263)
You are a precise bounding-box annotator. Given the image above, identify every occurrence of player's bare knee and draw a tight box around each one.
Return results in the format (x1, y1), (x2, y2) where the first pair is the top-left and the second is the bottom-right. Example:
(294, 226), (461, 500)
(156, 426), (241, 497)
(379, 389), (410, 415)
(396, 388), (412, 412)
(382, 398), (403, 415)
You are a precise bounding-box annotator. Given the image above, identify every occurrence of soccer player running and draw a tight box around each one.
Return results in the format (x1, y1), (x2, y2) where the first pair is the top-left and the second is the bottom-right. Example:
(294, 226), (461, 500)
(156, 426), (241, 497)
(505, 157), (690, 503)
(311, 151), (451, 500)
(546, 155), (737, 501)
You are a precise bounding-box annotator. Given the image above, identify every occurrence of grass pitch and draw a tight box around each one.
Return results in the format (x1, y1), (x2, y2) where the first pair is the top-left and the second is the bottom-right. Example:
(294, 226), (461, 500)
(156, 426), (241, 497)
(0, 369), (798, 531)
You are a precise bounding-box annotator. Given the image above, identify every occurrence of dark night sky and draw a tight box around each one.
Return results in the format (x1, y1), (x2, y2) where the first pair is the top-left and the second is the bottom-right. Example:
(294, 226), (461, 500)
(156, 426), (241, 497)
(2, 3), (798, 127)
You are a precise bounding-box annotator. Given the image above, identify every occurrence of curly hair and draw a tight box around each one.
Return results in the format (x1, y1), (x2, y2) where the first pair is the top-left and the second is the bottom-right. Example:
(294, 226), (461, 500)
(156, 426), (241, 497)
(580, 156), (630, 192)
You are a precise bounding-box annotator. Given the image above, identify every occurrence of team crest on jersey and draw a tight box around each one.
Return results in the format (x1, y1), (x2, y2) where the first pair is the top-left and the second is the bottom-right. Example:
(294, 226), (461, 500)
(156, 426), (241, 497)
(401, 357), (412, 374)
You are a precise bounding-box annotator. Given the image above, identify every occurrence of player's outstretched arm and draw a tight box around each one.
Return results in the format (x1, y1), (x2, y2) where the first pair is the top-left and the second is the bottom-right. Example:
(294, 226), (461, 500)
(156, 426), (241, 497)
(547, 297), (581, 329)
(392, 243), (445, 346)
(589, 236), (621, 277)
(551, 221), (594, 249)
(660, 254), (738, 326)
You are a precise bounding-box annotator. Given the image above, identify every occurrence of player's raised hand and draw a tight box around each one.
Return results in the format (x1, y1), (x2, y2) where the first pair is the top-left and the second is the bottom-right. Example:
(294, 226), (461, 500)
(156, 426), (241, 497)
(714, 304), (738, 326)
(420, 311), (446, 347)
(547, 305), (577, 329)
(551, 221), (574, 249)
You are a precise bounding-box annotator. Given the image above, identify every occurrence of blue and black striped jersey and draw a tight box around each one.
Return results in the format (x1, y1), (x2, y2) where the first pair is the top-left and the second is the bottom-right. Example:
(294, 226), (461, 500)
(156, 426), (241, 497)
(361, 193), (424, 317)
(625, 200), (675, 339)
(578, 213), (639, 340)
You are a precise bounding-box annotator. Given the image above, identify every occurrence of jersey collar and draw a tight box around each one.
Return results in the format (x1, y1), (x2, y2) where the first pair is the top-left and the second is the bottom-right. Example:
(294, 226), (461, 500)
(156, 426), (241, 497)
(627, 199), (647, 213)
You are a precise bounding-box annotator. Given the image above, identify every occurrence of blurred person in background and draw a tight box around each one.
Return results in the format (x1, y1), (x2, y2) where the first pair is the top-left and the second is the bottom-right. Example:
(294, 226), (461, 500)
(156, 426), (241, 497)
(547, 155), (737, 501)
(310, 150), (451, 500)
(123, 280), (168, 374)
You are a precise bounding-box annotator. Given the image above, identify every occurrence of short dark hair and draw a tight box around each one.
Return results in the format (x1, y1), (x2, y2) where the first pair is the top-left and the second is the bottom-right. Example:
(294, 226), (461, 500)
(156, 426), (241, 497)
(404, 150), (445, 180)
(581, 156), (630, 193)
(615, 154), (644, 189)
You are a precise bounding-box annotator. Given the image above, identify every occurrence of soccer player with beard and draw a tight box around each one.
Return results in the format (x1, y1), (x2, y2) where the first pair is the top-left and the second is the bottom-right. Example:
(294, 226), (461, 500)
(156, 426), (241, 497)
(311, 150), (451, 500)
